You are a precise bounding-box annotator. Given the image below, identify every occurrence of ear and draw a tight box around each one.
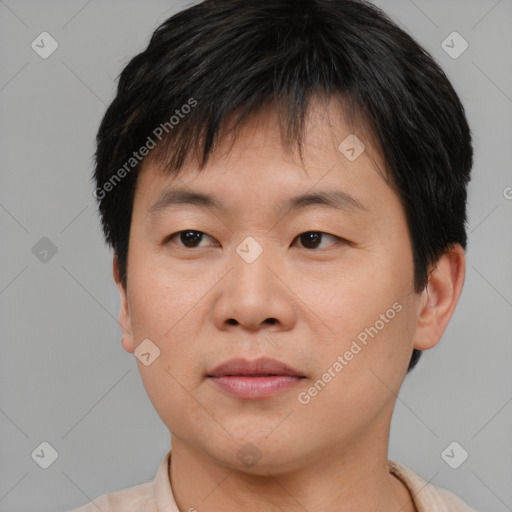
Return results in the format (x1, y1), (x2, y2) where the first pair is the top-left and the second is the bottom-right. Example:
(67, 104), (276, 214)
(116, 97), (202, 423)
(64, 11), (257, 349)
(413, 244), (466, 351)
(113, 254), (135, 354)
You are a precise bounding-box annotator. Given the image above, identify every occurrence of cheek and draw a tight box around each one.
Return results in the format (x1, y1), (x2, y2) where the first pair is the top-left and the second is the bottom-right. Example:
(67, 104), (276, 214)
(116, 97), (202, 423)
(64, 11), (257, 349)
(295, 243), (417, 402)
(295, 247), (412, 344)
(316, 286), (415, 378)
(296, 300), (417, 441)
(127, 249), (220, 374)
(126, 261), (210, 433)
(128, 254), (202, 340)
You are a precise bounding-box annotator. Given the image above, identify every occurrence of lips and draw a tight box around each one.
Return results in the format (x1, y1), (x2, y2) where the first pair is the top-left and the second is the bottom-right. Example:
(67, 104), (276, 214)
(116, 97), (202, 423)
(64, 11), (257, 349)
(207, 357), (306, 399)
(207, 357), (304, 378)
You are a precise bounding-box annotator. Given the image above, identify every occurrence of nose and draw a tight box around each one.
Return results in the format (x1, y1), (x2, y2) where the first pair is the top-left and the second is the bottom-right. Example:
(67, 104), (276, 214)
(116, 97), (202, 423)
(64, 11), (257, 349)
(211, 241), (297, 333)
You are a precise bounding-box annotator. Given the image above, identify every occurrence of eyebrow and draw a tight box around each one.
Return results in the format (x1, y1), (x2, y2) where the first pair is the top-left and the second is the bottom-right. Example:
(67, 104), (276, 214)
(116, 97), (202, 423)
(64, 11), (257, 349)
(147, 187), (368, 218)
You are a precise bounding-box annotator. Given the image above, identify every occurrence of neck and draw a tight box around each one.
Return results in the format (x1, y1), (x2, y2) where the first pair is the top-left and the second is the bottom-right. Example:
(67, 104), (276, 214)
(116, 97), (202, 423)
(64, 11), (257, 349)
(169, 428), (416, 512)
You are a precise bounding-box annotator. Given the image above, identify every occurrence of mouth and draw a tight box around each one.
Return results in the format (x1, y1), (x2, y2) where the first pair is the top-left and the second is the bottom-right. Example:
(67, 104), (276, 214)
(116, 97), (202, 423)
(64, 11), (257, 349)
(207, 357), (306, 400)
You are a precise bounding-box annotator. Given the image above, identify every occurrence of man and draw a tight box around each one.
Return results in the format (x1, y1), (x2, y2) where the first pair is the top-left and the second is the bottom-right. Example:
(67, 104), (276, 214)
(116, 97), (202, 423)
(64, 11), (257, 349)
(72, 0), (476, 510)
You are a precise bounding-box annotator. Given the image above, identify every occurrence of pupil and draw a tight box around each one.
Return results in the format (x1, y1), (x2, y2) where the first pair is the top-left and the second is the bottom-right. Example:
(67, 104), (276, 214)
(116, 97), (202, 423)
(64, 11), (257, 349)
(181, 230), (201, 247)
(302, 231), (320, 248)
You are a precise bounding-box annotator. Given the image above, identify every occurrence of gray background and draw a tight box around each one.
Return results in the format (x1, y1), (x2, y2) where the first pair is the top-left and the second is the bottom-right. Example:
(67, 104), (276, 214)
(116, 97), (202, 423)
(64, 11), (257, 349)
(0, 0), (511, 511)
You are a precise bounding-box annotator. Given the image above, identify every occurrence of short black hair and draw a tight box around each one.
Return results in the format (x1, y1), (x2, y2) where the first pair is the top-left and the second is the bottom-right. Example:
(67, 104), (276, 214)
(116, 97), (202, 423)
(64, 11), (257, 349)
(93, 0), (473, 372)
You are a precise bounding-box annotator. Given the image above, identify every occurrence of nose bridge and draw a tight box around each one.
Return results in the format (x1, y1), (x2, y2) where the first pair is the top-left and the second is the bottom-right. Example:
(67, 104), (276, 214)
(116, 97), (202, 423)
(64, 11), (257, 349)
(211, 233), (295, 331)
(235, 233), (268, 267)
(232, 234), (275, 294)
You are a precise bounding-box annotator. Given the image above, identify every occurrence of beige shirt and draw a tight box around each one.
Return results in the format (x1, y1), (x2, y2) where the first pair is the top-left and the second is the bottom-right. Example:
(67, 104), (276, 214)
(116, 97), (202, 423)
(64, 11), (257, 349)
(68, 449), (477, 511)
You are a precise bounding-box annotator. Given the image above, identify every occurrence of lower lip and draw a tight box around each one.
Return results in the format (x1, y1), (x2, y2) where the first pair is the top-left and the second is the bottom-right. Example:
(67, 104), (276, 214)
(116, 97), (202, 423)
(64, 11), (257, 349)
(208, 375), (304, 399)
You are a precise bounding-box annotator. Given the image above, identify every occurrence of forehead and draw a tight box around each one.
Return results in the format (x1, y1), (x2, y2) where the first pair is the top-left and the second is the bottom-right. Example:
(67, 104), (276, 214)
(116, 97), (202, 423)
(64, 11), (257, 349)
(134, 97), (391, 216)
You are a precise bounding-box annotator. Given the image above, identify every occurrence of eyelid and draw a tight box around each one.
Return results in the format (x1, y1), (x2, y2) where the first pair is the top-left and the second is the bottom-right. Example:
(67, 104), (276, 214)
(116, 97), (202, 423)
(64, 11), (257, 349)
(293, 231), (346, 250)
(165, 230), (217, 247)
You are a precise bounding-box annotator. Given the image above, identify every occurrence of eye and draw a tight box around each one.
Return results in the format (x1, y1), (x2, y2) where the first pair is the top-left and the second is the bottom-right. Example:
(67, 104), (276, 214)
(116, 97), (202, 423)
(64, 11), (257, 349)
(165, 229), (345, 250)
(292, 231), (342, 250)
(166, 230), (218, 249)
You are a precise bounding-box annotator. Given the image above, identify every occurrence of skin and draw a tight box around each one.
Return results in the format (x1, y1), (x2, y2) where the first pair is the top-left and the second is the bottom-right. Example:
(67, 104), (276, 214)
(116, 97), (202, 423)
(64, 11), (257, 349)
(113, 96), (465, 512)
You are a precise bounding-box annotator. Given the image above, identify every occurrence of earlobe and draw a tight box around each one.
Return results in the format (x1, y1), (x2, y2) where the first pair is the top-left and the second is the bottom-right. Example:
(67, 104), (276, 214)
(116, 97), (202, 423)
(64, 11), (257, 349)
(113, 255), (135, 354)
(413, 244), (466, 351)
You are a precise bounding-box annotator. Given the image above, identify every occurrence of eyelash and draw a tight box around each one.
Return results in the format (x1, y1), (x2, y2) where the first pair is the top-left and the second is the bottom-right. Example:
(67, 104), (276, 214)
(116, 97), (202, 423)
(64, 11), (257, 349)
(164, 230), (347, 251)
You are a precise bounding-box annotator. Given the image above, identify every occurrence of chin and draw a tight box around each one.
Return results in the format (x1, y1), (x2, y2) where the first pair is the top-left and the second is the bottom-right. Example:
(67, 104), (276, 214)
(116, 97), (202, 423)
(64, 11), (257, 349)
(204, 434), (309, 475)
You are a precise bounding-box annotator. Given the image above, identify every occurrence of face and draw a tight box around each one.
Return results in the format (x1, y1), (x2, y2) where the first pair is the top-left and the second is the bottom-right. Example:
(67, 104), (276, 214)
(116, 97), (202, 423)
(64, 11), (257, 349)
(116, 97), (425, 473)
